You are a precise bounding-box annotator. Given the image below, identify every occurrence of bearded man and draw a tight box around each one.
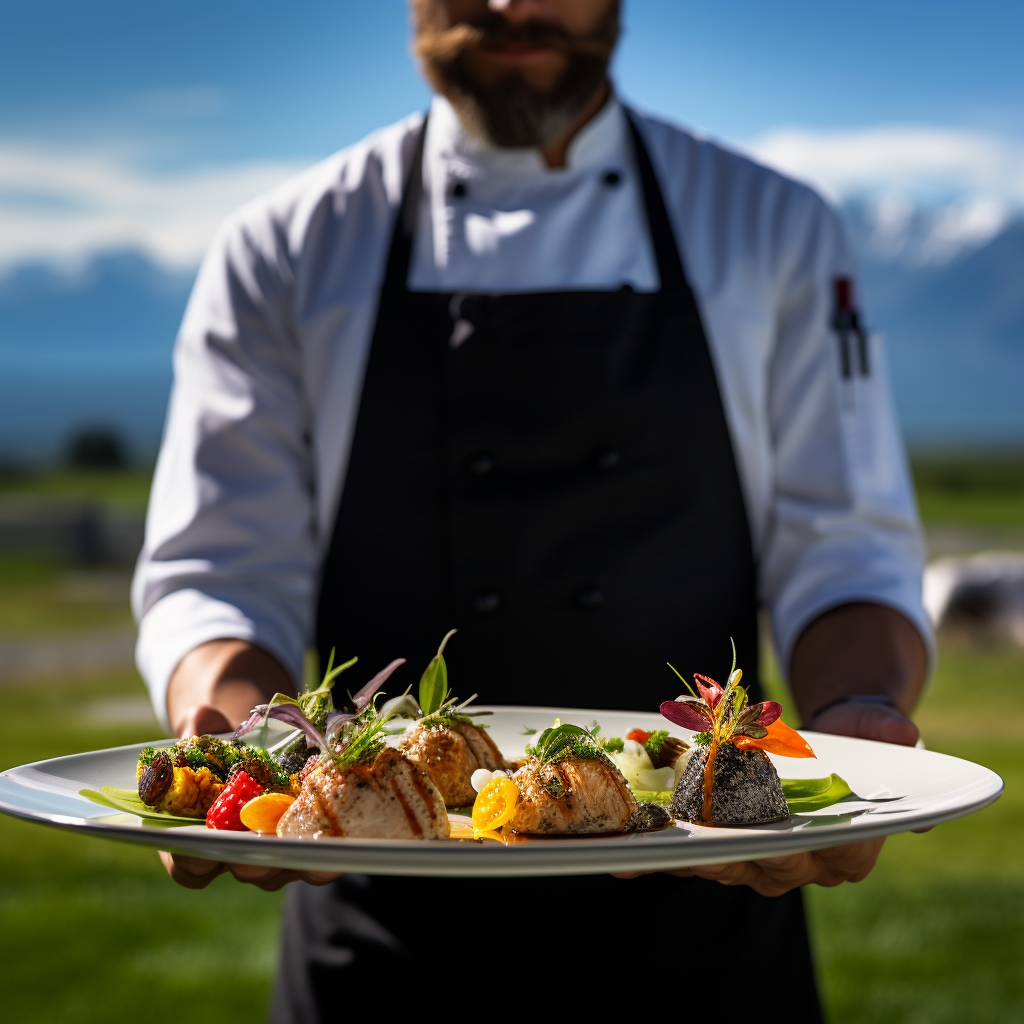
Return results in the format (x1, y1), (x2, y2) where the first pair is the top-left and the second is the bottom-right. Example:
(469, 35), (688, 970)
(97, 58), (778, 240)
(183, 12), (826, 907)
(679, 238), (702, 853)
(134, 2), (931, 1020)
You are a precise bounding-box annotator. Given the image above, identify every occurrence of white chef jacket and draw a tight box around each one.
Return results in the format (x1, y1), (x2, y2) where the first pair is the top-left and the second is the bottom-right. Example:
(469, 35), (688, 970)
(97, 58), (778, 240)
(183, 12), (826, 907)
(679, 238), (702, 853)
(132, 94), (932, 729)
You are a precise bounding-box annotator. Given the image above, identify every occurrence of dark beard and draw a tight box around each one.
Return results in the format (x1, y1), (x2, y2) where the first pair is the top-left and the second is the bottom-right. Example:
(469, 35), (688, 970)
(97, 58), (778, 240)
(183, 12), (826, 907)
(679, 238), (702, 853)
(413, 4), (619, 149)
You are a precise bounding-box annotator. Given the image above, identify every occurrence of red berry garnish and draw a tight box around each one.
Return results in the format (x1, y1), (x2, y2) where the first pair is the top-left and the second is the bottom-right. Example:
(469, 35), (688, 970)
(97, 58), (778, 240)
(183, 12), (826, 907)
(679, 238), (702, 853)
(206, 770), (265, 831)
(626, 729), (652, 744)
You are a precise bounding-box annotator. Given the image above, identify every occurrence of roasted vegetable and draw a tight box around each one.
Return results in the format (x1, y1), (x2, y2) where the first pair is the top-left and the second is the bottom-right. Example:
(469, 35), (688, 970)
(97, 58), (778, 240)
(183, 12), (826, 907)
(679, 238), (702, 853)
(136, 761), (222, 818)
(207, 770), (265, 831)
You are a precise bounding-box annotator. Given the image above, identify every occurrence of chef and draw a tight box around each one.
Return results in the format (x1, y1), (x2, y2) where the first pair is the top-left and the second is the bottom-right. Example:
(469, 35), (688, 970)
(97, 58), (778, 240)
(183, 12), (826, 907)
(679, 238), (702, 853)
(134, 1), (931, 1020)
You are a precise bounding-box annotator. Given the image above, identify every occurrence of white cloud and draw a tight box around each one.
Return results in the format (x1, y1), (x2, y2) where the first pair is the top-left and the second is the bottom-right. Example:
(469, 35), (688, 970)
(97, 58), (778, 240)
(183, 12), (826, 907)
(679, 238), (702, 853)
(4, 124), (1024, 274)
(742, 124), (1024, 263)
(745, 124), (1024, 207)
(0, 143), (308, 273)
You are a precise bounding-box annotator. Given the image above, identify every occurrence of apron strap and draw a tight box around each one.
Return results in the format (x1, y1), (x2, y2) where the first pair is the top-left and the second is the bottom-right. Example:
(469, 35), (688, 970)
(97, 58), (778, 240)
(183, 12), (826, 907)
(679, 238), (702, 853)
(380, 114), (430, 293)
(624, 111), (690, 295)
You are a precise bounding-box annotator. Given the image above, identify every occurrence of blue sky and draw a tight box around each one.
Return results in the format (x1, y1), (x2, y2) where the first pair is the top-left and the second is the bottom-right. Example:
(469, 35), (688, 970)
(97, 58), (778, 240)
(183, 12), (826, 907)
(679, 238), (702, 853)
(1, 0), (1023, 270)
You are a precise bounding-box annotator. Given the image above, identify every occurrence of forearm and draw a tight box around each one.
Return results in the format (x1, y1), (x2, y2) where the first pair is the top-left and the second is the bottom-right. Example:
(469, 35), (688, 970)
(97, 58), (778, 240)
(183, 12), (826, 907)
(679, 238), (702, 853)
(789, 602), (928, 723)
(166, 639), (296, 737)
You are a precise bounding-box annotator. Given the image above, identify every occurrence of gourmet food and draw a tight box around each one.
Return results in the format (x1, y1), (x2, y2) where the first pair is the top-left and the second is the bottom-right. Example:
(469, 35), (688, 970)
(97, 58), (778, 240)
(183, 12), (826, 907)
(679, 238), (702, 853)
(469, 721), (648, 836)
(135, 735), (294, 819)
(278, 747), (447, 839)
(602, 727), (692, 794)
(101, 637), (851, 846)
(235, 655), (448, 840)
(399, 630), (510, 807)
(659, 646), (814, 825)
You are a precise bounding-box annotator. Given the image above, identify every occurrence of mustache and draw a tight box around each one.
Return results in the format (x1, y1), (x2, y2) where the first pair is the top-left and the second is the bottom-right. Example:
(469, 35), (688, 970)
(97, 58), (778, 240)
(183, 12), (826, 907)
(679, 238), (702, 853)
(415, 14), (618, 65)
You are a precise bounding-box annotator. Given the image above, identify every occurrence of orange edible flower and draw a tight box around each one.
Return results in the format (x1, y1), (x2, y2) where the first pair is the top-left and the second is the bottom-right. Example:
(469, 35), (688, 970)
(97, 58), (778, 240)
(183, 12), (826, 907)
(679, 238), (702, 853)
(732, 718), (815, 758)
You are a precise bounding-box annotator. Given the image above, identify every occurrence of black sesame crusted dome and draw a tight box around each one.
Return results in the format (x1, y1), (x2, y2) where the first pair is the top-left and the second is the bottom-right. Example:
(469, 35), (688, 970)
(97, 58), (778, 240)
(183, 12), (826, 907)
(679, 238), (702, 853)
(671, 743), (789, 825)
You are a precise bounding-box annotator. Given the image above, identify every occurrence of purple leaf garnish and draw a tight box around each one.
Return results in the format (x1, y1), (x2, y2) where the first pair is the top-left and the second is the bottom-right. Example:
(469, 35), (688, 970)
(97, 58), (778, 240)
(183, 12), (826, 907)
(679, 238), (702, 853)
(234, 703), (327, 752)
(350, 658), (406, 709)
(660, 698), (714, 732)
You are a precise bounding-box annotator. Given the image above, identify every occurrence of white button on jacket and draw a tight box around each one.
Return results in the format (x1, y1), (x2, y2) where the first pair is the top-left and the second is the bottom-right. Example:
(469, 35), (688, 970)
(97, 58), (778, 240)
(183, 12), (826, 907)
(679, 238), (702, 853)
(132, 95), (932, 729)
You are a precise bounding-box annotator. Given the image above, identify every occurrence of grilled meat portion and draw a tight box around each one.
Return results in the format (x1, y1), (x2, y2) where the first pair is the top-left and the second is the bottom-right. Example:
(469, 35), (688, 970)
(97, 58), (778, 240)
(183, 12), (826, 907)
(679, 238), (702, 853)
(671, 743), (789, 825)
(509, 755), (638, 835)
(276, 747), (448, 840)
(399, 721), (509, 808)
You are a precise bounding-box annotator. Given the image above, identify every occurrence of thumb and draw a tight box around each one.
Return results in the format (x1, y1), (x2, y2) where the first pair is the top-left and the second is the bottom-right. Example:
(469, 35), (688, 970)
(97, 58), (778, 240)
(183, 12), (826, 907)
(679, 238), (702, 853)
(812, 702), (920, 748)
(177, 704), (234, 738)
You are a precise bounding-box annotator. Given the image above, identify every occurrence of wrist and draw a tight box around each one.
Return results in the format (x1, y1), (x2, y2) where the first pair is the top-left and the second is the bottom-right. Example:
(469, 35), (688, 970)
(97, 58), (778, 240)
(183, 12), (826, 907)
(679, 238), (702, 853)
(166, 639), (294, 736)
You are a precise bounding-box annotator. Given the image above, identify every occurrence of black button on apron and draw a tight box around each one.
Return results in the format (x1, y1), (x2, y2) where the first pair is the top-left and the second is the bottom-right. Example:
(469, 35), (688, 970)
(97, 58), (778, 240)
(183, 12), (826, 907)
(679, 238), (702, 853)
(576, 585), (605, 610)
(294, 113), (821, 1024)
(594, 445), (621, 470)
(471, 591), (501, 615)
(602, 169), (622, 186)
(450, 180), (468, 198)
(467, 453), (495, 476)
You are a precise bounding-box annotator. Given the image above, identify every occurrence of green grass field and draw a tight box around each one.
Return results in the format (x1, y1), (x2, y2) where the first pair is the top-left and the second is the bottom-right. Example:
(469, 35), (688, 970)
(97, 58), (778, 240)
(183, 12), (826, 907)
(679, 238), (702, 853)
(0, 459), (1021, 1021)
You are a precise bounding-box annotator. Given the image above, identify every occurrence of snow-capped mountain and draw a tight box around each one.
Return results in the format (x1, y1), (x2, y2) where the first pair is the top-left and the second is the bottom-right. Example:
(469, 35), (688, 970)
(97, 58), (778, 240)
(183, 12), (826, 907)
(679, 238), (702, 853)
(843, 197), (1024, 442)
(1, 197), (1022, 461)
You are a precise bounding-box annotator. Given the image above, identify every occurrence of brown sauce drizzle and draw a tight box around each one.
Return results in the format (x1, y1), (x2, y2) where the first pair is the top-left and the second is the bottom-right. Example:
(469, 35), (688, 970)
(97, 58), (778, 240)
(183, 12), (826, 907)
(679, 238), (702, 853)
(391, 779), (423, 837)
(408, 769), (438, 821)
(312, 780), (344, 838)
(701, 738), (718, 824)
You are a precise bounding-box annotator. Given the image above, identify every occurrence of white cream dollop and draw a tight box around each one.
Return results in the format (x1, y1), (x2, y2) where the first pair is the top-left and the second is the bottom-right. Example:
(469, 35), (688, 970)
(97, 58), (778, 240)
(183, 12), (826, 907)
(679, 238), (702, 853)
(470, 768), (509, 793)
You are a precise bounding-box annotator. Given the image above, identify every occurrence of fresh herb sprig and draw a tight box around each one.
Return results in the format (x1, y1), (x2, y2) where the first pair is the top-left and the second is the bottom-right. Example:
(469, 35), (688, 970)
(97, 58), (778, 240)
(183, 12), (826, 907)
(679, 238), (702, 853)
(416, 629), (492, 729)
(525, 721), (612, 765)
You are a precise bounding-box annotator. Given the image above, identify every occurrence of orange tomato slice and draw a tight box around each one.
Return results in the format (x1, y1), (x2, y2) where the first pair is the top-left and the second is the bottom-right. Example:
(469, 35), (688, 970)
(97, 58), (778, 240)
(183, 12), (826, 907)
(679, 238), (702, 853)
(471, 776), (519, 835)
(733, 718), (816, 758)
(239, 792), (296, 834)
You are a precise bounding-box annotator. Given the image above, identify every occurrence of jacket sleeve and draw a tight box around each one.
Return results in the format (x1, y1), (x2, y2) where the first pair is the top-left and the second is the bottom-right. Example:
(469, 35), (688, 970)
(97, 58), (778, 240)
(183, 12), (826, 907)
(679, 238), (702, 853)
(760, 189), (935, 678)
(131, 214), (316, 730)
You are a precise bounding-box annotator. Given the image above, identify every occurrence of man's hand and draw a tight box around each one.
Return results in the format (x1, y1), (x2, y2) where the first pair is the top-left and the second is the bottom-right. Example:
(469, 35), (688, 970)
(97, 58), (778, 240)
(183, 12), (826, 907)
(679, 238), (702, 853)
(159, 852), (339, 892)
(619, 602), (929, 896)
(159, 639), (340, 891)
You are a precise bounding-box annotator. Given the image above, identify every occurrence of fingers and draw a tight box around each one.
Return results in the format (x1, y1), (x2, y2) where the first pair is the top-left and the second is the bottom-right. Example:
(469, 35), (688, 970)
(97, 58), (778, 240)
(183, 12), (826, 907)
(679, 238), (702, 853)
(811, 702), (920, 747)
(160, 851), (340, 891)
(685, 838), (887, 897)
(226, 863), (341, 891)
(177, 704), (234, 738)
(160, 850), (225, 889)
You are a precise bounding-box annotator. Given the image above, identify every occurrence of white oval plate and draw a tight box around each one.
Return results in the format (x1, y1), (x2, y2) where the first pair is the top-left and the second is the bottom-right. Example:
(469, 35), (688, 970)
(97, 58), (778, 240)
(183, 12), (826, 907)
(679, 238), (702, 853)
(0, 705), (1003, 877)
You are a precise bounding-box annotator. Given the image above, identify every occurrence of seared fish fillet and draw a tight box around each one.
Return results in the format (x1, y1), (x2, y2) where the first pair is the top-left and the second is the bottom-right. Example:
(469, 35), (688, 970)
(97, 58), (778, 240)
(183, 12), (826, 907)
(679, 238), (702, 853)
(399, 721), (509, 807)
(276, 747), (448, 840)
(509, 756), (638, 835)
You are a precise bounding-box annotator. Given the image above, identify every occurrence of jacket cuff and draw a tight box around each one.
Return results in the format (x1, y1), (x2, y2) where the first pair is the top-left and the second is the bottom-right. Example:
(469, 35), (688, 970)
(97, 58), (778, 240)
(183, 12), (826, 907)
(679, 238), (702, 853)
(772, 580), (936, 689)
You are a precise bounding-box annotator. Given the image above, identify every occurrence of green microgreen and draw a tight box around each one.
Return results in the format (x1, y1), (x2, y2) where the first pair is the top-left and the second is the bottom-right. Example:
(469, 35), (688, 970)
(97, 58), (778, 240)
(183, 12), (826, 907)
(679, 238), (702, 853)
(525, 722), (611, 765)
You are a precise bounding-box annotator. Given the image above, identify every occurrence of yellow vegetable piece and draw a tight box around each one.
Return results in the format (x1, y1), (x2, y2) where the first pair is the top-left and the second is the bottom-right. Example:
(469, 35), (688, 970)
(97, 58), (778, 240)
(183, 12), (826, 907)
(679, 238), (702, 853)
(239, 792), (296, 834)
(471, 776), (519, 835)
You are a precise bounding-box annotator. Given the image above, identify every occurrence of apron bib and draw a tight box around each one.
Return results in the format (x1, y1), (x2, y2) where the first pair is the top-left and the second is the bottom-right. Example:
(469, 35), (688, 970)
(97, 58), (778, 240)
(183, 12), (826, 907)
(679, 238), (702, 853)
(273, 114), (821, 1023)
(315, 115), (760, 708)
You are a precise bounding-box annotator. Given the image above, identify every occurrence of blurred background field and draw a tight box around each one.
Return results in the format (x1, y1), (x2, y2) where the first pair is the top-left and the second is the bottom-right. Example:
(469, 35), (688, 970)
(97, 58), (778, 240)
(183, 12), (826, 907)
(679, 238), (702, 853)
(0, 458), (1021, 1022)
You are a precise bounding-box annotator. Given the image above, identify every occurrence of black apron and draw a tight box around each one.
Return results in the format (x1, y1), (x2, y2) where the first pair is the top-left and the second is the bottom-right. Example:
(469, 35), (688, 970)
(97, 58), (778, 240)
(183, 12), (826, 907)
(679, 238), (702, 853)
(272, 114), (822, 1022)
